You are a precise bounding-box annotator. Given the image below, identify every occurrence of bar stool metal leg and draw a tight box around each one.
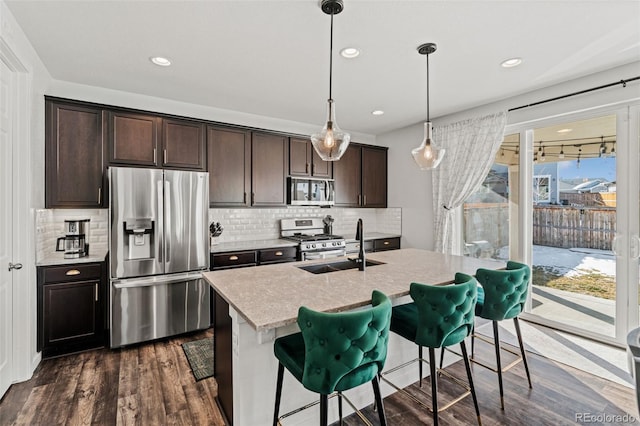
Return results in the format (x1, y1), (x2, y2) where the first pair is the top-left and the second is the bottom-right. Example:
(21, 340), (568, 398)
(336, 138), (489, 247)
(460, 340), (481, 425)
(428, 347), (439, 426)
(419, 346), (424, 387)
(513, 317), (532, 388)
(320, 394), (328, 426)
(372, 375), (387, 426)
(273, 363), (285, 426)
(492, 321), (505, 410)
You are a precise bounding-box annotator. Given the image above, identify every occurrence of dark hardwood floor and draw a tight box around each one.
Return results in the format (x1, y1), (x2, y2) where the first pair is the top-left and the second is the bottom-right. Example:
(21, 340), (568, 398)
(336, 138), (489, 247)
(0, 327), (637, 425)
(0, 328), (224, 426)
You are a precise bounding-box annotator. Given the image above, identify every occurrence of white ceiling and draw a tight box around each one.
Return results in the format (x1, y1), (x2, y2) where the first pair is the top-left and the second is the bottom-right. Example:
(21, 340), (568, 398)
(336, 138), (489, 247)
(6, 0), (640, 136)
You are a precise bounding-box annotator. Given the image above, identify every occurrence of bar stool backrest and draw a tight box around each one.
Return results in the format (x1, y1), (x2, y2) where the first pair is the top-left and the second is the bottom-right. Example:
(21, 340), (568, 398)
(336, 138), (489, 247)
(475, 260), (531, 321)
(297, 290), (392, 394)
(410, 272), (477, 348)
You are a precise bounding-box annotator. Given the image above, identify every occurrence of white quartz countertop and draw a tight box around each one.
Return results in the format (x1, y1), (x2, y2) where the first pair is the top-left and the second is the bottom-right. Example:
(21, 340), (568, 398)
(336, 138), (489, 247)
(203, 248), (504, 332)
(37, 249), (108, 266)
(210, 239), (298, 253)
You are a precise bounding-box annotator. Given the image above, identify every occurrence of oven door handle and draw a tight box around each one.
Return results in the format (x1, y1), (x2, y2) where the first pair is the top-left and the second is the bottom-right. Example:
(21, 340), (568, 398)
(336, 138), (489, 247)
(302, 249), (347, 260)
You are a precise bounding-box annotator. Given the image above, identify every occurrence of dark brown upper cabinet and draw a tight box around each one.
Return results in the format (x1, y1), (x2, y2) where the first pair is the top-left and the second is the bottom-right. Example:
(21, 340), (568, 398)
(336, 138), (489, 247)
(251, 132), (288, 206)
(361, 146), (388, 207)
(333, 144), (387, 208)
(108, 111), (159, 167)
(289, 137), (332, 178)
(207, 126), (251, 207)
(162, 118), (206, 170)
(108, 112), (205, 170)
(333, 144), (362, 207)
(45, 99), (106, 208)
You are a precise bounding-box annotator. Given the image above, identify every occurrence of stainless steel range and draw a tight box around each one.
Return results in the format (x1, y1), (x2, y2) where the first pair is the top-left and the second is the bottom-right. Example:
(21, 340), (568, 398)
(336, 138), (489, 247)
(280, 218), (346, 260)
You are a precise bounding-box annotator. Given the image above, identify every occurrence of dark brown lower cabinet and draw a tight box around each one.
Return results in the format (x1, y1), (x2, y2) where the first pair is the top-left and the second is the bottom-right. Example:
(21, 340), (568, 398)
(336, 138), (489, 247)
(37, 262), (106, 358)
(209, 246), (297, 423)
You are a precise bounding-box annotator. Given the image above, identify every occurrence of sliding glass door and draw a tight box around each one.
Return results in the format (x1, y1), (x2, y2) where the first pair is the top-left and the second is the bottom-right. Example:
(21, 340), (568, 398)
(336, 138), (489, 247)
(463, 104), (639, 346)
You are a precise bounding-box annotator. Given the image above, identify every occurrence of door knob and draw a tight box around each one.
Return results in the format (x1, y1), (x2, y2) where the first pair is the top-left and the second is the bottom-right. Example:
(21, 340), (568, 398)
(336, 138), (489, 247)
(8, 262), (23, 271)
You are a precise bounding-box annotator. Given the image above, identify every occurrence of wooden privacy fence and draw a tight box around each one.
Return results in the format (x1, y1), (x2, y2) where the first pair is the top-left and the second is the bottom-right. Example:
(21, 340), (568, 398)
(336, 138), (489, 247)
(463, 204), (616, 251)
(533, 205), (616, 250)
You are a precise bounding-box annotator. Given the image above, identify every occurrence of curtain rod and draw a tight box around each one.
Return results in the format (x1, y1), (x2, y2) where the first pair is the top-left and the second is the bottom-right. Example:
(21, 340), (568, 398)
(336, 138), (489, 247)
(508, 76), (640, 112)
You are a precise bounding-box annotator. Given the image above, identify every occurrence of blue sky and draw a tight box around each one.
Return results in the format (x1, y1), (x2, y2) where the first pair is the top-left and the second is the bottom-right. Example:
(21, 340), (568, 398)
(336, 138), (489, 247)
(557, 157), (616, 181)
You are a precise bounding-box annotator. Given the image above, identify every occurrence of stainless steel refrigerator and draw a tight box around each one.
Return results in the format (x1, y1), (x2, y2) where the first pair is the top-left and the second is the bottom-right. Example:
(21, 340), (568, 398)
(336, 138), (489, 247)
(109, 166), (210, 348)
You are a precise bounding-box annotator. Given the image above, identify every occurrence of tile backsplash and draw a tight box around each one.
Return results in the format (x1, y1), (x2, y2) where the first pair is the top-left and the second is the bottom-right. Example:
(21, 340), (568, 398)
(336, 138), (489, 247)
(35, 209), (109, 262)
(35, 206), (401, 260)
(207, 207), (402, 243)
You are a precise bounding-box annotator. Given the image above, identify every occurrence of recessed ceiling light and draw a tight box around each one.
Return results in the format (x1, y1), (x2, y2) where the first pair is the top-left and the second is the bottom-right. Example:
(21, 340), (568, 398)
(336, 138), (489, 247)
(340, 47), (360, 59)
(371, 110), (384, 116)
(150, 56), (171, 67)
(501, 57), (522, 68)
(557, 128), (573, 133)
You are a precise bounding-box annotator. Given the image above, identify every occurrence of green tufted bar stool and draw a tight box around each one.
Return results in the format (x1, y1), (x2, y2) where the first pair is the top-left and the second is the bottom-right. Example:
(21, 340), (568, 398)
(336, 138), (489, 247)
(272, 290), (392, 426)
(472, 260), (532, 410)
(381, 273), (481, 426)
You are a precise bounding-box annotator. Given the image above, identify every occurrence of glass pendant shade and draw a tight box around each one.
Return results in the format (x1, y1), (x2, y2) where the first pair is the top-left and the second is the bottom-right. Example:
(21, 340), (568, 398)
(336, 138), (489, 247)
(412, 121), (445, 170)
(311, 99), (351, 161)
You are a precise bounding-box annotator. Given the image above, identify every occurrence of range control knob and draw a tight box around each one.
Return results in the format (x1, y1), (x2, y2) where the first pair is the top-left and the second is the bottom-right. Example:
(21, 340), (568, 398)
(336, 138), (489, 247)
(311, 244), (316, 249)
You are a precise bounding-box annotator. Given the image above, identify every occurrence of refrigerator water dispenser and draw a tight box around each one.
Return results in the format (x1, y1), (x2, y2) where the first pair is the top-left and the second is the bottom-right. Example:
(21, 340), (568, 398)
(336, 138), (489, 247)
(124, 218), (154, 260)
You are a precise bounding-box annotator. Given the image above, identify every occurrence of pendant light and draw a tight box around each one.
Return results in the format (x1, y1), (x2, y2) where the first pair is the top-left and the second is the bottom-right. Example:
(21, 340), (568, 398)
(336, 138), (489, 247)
(310, 0), (351, 161)
(412, 43), (445, 170)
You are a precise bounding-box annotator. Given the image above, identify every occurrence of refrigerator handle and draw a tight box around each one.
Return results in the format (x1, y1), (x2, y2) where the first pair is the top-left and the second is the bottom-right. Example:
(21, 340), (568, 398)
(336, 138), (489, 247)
(157, 178), (164, 264)
(165, 179), (171, 263)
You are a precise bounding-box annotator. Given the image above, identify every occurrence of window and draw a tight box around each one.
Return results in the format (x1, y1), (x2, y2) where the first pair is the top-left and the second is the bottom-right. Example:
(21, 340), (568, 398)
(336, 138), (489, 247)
(533, 175), (551, 203)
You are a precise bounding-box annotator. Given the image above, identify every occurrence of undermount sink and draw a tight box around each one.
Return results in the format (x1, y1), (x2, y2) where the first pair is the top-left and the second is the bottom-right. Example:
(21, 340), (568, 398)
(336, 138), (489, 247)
(297, 258), (385, 274)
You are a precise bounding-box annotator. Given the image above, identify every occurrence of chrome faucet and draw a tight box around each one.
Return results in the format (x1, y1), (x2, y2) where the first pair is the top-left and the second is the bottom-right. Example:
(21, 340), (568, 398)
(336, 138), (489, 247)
(355, 218), (365, 271)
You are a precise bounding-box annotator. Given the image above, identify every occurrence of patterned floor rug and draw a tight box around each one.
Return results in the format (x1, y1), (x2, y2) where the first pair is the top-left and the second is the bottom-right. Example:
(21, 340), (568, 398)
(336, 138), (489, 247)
(182, 338), (214, 381)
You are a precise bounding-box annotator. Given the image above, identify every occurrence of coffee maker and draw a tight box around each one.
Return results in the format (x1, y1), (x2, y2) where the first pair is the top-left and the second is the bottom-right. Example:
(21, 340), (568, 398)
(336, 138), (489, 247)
(56, 219), (90, 258)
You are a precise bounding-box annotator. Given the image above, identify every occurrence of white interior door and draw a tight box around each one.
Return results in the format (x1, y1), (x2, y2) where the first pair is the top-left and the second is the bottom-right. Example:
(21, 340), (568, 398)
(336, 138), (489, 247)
(0, 58), (15, 398)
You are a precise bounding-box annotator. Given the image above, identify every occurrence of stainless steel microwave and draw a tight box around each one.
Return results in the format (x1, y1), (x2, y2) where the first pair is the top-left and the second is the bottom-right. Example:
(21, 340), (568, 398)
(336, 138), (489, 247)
(287, 177), (335, 206)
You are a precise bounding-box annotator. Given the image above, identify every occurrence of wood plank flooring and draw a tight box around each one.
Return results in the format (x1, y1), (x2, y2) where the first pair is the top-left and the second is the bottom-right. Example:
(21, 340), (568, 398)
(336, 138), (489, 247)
(0, 329), (224, 426)
(0, 327), (637, 425)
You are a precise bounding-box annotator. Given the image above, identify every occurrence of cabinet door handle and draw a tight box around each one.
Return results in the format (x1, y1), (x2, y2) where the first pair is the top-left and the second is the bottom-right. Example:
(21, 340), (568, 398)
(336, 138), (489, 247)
(363, 195), (367, 205)
(153, 148), (157, 164)
(229, 255), (239, 261)
(251, 192), (255, 205)
(306, 163), (309, 174)
(311, 163), (315, 175)
(95, 283), (99, 302)
(65, 269), (81, 276)
(97, 187), (102, 205)
(243, 192), (247, 204)
(358, 195), (362, 205)
(275, 251), (283, 256)
(383, 241), (390, 245)
(163, 149), (168, 164)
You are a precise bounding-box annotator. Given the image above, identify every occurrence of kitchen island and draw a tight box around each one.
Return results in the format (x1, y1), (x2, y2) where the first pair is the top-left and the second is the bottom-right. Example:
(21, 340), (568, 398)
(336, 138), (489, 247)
(203, 248), (504, 425)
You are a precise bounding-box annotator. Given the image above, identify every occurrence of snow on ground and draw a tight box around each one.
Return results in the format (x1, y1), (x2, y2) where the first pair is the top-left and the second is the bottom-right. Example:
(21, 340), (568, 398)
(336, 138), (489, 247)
(497, 245), (616, 278)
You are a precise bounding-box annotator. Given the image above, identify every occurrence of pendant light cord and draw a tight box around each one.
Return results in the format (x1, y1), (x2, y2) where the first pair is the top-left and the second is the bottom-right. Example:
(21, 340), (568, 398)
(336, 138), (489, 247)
(425, 52), (430, 122)
(329, 11), (334, 102)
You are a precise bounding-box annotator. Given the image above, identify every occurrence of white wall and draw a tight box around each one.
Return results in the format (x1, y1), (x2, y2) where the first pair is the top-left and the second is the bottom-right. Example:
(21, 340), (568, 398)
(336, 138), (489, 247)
(380, 61), (640, 250)
(377, 124), (433, 250)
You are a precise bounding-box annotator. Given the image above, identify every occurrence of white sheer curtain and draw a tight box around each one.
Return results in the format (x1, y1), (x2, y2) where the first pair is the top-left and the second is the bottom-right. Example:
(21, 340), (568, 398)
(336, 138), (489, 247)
(432, 111), (507, 253)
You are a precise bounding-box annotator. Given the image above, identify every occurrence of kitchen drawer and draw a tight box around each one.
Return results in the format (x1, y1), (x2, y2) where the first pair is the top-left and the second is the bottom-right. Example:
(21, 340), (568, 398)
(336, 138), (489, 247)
(373, 237), (401, 252)
(41, 263), (102, 283)
(258, 246), (297, 264)
(212, 251), (257, 270)
(345, 240), (374, 254)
